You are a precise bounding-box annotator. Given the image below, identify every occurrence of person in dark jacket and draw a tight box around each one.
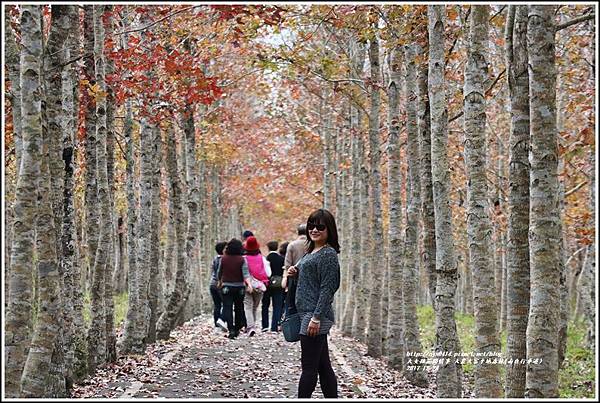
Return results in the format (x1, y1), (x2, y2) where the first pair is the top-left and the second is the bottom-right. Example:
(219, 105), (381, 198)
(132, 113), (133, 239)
(217, 238), (252, 339)
(286, 209), (340, 398)
(209, 241), (228, 332)
(261, 241), (285, 332)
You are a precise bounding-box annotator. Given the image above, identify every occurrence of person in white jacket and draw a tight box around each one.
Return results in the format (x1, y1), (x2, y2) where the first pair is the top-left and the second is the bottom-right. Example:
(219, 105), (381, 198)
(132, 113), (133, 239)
(242, 236), (271, 336)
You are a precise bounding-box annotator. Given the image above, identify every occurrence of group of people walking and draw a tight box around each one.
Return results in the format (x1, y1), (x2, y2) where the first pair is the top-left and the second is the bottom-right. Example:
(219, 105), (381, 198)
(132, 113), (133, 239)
(209, 231), (287, 339)
(207, 208), (342, 398)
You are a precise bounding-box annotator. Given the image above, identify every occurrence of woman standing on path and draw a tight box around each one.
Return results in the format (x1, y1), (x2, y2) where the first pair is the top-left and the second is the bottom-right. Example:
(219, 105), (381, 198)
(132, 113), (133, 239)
(217, 239), (252, 339)
(243, 236), (271, 337)
(209, 241), (228, 332)
(286, 209), (341, 398)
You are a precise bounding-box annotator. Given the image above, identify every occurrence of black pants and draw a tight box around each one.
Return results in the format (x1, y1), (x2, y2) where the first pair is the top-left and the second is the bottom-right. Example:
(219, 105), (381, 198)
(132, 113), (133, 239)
(221, 286), (245, 333)
(209, 286), (223, 326)
(261, 288), (284, 331)
(298, 334), (338, 398)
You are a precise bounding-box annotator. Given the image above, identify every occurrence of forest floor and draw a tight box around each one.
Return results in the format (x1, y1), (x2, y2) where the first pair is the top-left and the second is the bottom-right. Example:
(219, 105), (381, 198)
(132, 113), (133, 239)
(72, 314), (450, 399)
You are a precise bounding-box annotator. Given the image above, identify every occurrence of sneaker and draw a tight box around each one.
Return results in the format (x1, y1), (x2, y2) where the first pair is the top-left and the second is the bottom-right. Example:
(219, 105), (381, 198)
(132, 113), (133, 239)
(216, 318), (228, 331)
(261, 327), (269, 332)
(248, 329), (256, 337)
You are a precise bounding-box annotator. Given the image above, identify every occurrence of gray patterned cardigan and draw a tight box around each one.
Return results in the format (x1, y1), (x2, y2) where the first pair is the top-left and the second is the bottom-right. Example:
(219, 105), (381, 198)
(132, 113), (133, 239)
(294, 246), (340, 335)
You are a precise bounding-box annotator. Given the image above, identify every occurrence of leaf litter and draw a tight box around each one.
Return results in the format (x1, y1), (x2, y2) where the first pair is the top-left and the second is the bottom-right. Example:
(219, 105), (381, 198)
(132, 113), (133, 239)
(72, 314), (468, 398)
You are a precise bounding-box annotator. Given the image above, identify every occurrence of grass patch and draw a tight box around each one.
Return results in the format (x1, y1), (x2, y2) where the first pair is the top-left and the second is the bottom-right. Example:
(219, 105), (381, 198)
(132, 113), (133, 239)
(417, 305), (595, 398)
(113, 292), (128, 327)
(559, 318), (595, 398)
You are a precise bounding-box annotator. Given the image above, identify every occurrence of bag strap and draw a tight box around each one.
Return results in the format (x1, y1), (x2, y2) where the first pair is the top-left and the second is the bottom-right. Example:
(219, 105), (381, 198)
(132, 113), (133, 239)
(285, 276), (296, 305)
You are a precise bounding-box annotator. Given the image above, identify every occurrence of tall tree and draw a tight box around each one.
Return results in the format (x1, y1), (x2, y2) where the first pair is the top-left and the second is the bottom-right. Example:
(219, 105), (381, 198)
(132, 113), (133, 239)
(322, 87), (335, 210)
(403, 44), (428, 388)
(385, 47), (405, 370)
(577, 152), (595, 348)
(504, 5), (531, 397)
(5, 5), (43, 397)
(463, 5), (501, 397)
(525, 5), (560, 397)
(342, 35), (365, 337)
(417, 33), (436, 312)
(146, 125), (162, 343)
(60, 4), (81, 388)
(43, 5), (76, 395)
(20, 87), (62, 399)
(87, 5), (110, 374)
(119, 99), (139, 355)
(366, 18), (383, 358)
(428, 5), (463, 397)
(157, 123), (187, 339)
(103, 5), (117, 364)
(5, 9), (22, 173)
(5, 9), (22, 276)
(82, 5), (99, 293)
(128, 117), (157, 351)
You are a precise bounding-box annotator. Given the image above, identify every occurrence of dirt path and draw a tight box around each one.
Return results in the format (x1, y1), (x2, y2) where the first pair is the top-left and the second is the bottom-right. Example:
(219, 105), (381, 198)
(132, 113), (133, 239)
(72, 315), (444, 399)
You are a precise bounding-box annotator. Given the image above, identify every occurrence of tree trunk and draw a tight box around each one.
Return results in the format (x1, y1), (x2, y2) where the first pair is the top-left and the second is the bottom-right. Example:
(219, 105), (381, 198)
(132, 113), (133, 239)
(428, 5), (463, 397)
(322, 88), (335, 210)
(128, 117), (154, 351)
(577, 147), (595, 348)
(5, 10), (22, 172)
(87, 5), (111, 373)
(20, 115), (62, 398)
(157, 123), (187, 339)
(500, 232), (507, 333)
(5, 9), (22, 278)
(83, 5), (99, 295)
(119, 99), (140, 355)
(5, 6), (42, 397)
(403, 44), (428, 387)
(463, 6), (502, 397)
(386, 47), (405, 369)
(352, 131), (369, 344)
(417, 36), (436, 313)
(182, 105), (201, 319)
(525, 5), (560, 398)
(366, 28), (383, 358)
(43, 5), (76, 395)
(342, 36), (365, 337)
(146, 125), (162, 343)
(504, 6), (531, 397)
(112, 215), (126, 293)
(60, 5), (82, 388)
(44, 3), (70, 258)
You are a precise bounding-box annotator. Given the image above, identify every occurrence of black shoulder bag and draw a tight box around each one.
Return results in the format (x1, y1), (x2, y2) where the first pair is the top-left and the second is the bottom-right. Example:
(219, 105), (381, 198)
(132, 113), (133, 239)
(281, 276), (300, 342)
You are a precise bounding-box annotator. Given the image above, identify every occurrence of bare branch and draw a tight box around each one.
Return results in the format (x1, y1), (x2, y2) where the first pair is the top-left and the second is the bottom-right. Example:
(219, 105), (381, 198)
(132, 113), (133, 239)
(555, 13), (595, 32)
(565, 180), (588, 197)
(114, 6), (200, 36)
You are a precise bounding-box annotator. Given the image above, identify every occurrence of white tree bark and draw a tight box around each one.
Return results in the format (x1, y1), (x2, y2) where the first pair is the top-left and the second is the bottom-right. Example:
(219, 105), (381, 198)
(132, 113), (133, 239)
(428, 5), (463, 397)
(5, 6), (43, 397)
(525, 5), (561, 398)
(463, 6), (501, 397)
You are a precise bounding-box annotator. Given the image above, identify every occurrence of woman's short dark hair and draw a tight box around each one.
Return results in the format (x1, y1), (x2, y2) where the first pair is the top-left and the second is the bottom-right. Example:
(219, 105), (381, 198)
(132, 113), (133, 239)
(267, 241), (278, 251)
(215, 241), (227, 255)
(305, 208), (340, 254)
(224, 238), (243, 256)
(278, 241), (289, 257)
